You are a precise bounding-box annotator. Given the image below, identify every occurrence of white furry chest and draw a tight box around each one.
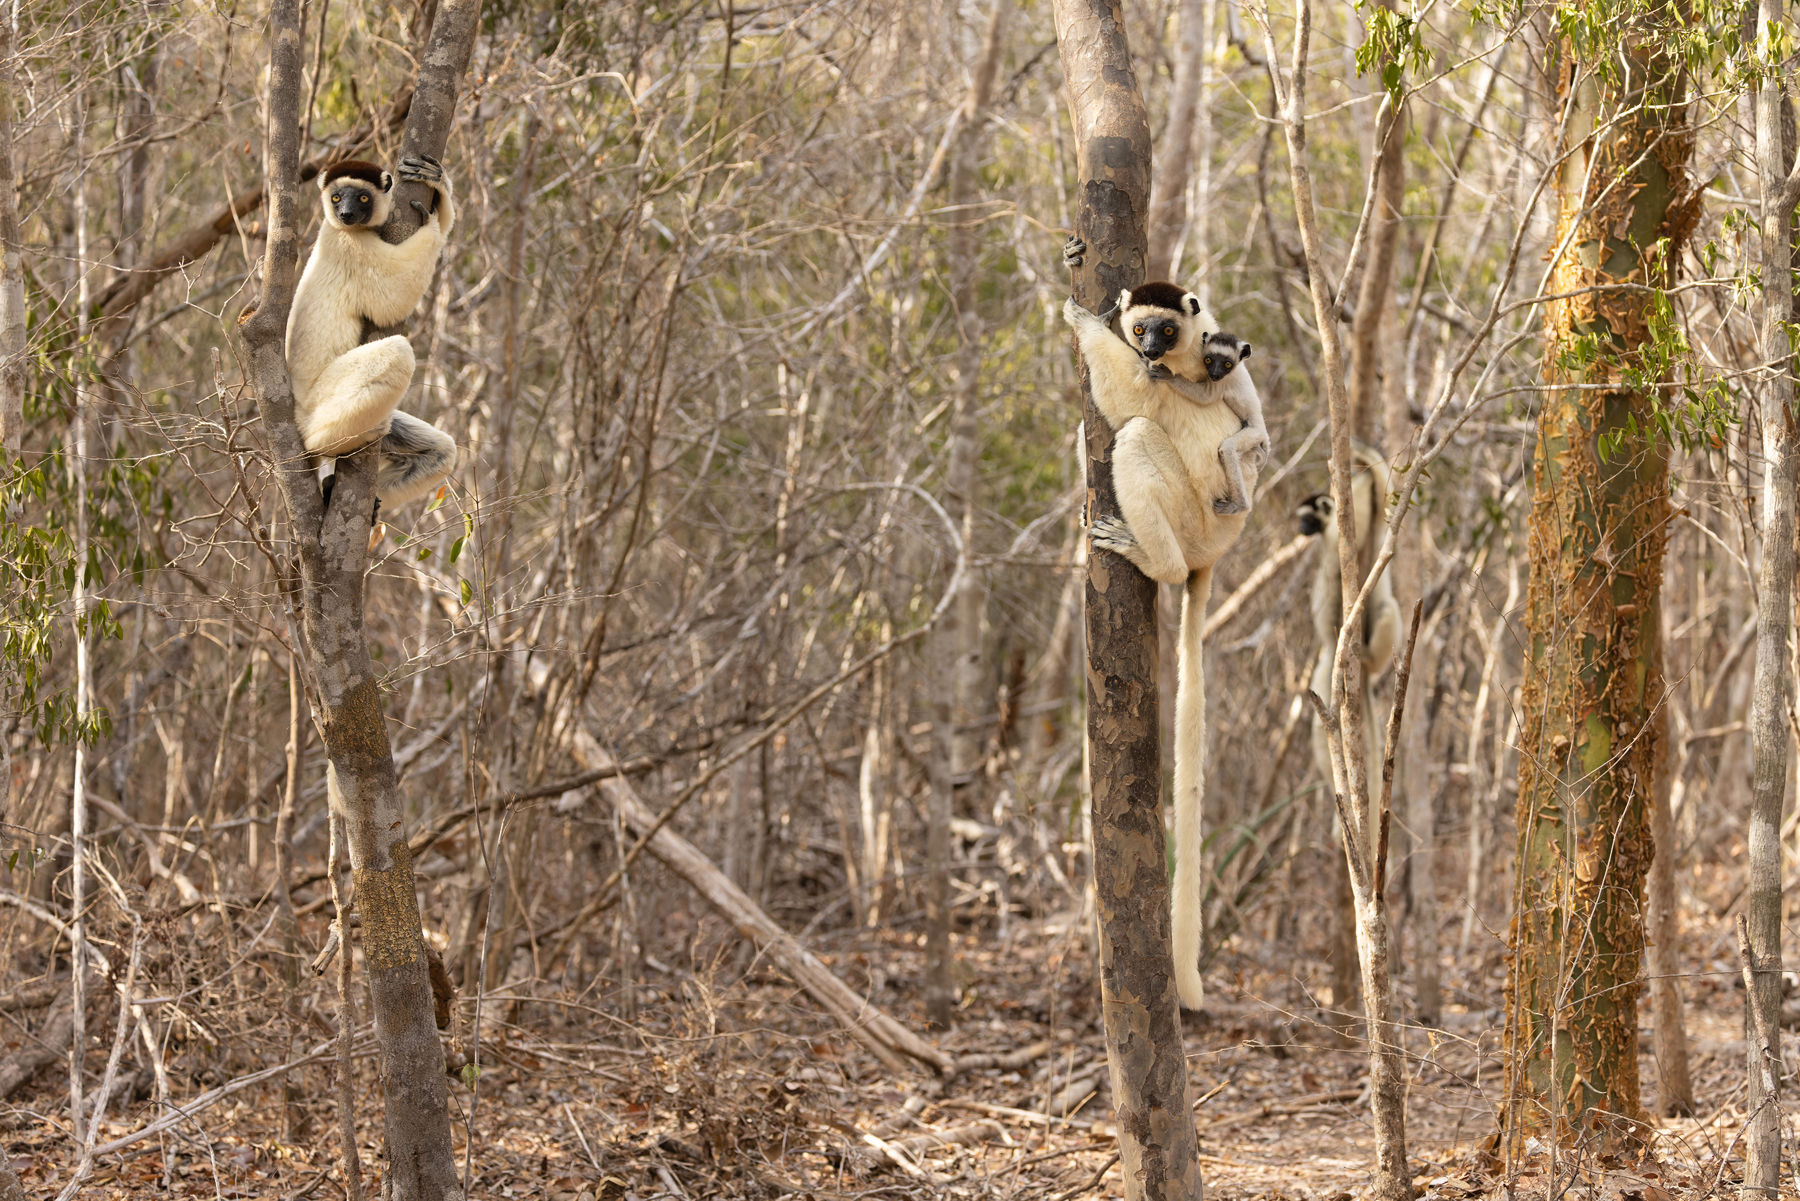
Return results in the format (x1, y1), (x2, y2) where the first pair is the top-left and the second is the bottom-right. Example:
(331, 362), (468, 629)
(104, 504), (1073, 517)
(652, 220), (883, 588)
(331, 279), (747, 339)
(1149, 384), (1240, 488)
(286, 228), (425, 403)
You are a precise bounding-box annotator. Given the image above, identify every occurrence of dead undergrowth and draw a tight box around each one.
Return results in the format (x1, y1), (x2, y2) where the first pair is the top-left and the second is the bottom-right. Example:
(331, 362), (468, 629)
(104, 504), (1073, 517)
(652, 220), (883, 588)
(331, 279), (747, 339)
(4, 899), (1788, 1201)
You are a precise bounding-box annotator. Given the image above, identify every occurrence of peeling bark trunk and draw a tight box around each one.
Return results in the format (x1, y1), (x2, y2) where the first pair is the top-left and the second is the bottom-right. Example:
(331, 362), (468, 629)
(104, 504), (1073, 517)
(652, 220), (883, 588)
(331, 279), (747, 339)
(1055, 1), (1202, 1197)
(1745, 4), (1798, 1186)
(1502, 24), (1690, 1154)
(236, 0), (479, 1196)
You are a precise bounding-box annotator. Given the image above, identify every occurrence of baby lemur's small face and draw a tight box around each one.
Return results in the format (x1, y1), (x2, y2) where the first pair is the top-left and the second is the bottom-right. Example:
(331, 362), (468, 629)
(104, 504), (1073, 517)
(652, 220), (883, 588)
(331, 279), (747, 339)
(1200, 332), (1251, 381)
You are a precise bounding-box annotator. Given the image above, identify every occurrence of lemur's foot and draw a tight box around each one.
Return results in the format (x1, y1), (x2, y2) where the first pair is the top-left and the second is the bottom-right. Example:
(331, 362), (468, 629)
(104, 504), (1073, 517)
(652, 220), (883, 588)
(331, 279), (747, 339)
(410, 199), (432, 220)
(397, 154), (444, 183)
(1213, 496), (1248, 516)
(1063, 235), (1086, 268)
(1145, 362), (1174, 382)
(1090, 514), (1140, 557)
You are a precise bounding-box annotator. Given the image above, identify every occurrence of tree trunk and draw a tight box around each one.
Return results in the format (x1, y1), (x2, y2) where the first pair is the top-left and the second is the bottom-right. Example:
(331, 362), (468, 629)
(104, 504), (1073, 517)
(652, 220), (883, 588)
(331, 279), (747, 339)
(237, 1), (480, 1196)
(1147, 0), (1205, 278)
(0, 16), (23, 456)
(1055, 2), (1202, 1198)
(1745, 5), (1798, 1186)
(1502, 23), (1690, 1154)
(1257, 2), (1408, 1196)
(1348, 0), (1404, 445)
(926, 0), (1010, 1030)
(1646, 655), (1693, 1115)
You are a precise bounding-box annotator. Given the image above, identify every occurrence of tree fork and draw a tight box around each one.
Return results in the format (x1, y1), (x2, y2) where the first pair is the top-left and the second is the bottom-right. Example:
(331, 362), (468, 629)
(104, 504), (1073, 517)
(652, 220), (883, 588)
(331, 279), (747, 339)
(1053, 1), (1202, 1197)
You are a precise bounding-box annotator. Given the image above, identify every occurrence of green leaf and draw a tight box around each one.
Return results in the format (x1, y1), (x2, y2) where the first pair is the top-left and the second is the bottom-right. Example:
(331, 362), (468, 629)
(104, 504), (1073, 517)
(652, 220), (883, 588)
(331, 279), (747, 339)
(460, 579), (473, 605)
(461, 1063), (482, 1088)
(416, 546), (433, 561)
(449, 536), (465, 564)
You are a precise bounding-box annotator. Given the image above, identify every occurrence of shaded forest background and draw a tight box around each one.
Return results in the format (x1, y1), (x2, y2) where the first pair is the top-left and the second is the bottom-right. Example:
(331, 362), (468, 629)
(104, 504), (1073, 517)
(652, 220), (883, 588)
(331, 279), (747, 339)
(0, 0), (1787, 1195)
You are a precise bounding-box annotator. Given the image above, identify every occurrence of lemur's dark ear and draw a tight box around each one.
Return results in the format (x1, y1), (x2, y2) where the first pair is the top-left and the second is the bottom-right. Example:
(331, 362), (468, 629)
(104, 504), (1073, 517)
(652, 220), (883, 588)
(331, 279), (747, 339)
(1187, 295), (1201, 315)
(1240, 342), (1252, 359)
(381, 171), (395, 192)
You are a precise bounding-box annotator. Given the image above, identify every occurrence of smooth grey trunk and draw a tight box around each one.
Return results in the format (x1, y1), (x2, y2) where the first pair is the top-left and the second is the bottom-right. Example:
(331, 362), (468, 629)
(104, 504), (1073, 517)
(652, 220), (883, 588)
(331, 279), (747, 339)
(1745, 9), (1799, 1186)
(1347, 0), (1405, 443)
(1257, 1), (1409, 1196)
(236, 0), (477, 1196)
(329, 811), (366, 1201)
(1459, 557), (1516, 954)
(1055, 0), (1204, 1196)
(1147, 0), (1206, 277)
(1647, 668), (1693, 1115)
(68, 83), (95, 1150)
(278, 642), (306, 1136)
(926, 0), (1010, 1029)
(0, 15), (23, 456)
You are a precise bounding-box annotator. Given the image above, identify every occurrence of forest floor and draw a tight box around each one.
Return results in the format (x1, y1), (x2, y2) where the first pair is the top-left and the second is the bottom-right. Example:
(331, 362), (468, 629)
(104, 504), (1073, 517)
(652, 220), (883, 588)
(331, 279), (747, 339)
(3, 903), (1789, 1201)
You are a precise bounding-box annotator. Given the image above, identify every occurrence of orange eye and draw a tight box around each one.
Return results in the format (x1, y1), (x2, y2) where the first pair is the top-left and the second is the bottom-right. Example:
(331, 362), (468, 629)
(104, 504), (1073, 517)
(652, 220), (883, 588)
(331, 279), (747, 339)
(1163, 326), (1175, 337)
(1204, 356), (1213, 366)
(359, 193), (370, 203)
(330, 193), (341, 202)
(1132, 325), (1144, 336)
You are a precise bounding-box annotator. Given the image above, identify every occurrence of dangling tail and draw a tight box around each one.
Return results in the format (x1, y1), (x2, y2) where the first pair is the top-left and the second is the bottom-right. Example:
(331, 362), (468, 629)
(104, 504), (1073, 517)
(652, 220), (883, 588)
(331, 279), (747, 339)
(1172, 566), (1212, 1010)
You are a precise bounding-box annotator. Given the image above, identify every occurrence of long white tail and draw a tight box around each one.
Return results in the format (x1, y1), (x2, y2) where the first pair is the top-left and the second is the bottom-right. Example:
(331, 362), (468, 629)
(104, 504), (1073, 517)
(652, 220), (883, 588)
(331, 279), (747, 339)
(1172, 566), (1212, 1010)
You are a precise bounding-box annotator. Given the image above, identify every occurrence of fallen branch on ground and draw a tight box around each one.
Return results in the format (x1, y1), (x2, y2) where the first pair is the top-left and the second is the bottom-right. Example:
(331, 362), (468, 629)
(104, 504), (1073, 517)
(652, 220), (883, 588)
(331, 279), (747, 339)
(1195, 1085), (1366, 1131)
(571, 728), (952, 1076)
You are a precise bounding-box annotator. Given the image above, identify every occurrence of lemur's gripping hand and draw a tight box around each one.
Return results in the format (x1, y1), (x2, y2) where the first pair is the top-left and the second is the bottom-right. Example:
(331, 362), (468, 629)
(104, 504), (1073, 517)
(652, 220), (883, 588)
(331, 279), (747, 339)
(1063, 235), (1086, 269)
(398, 155), (445, 219)
(397, 154), (444, 183)
(1212, 495), (1248, 516)
(1145, 362), (1174, 382)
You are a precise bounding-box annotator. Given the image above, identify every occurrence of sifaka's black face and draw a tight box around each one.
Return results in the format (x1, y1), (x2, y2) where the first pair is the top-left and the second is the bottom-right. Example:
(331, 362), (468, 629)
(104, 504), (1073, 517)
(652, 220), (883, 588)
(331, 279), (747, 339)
(329, 184), (378, 226)
(1129, 310), (1185, 361)
(1297, 494), (1333, 536)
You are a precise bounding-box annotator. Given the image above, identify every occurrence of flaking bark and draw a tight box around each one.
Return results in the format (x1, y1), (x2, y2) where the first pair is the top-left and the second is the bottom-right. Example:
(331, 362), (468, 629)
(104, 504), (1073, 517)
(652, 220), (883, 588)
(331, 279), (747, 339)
(1053, 1), (1202, 1197)
(1502, 22), (1690, 1154)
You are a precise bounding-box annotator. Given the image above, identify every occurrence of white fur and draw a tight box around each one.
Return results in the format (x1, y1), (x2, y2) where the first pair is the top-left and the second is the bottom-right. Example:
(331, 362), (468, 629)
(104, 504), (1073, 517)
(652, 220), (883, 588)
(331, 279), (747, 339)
(1063, 291), (1262, 1010)
(287, 163), (458, 508)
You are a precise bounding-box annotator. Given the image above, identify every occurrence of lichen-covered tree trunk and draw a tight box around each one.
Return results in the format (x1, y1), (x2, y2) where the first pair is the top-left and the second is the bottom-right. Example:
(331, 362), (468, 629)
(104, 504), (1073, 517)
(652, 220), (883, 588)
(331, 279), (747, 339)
(1054, 0), (1202, 1196)
(1502, 26), (1692, 1153)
